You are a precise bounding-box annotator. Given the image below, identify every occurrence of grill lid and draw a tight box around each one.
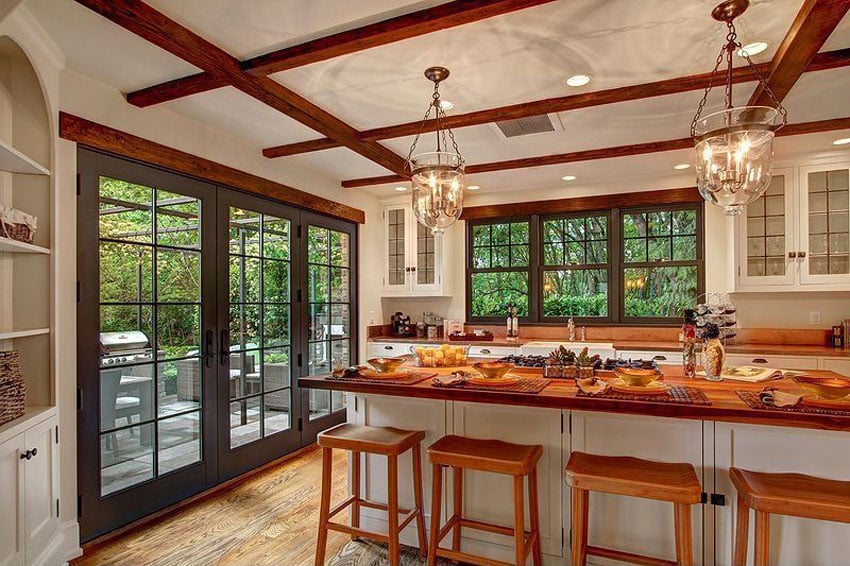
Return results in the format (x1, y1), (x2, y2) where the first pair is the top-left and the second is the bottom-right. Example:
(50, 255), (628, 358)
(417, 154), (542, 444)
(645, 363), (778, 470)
(100, 331), (150, 353)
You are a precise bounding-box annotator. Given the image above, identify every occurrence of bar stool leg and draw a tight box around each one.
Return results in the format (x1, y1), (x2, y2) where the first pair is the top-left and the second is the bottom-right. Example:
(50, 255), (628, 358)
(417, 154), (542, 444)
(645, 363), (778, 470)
(427, 464), (444, 566)
(452, 466), (463, 552)
(570, 487), (589, 566)
(314, 447), (333, 566)
(754, 511), (770, 566)
(350, 450), (360, 540)
(513, 475), (526, 566)
(674, 503), (694, 566)
(411, 443), (428, 556)
(733, 494), (750, 566)
(528, 469), (542, 566)
(387, 455), (401, 566)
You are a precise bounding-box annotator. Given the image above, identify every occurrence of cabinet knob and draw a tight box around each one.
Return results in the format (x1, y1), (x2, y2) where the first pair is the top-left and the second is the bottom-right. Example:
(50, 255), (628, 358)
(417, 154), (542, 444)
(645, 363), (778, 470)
(405, 267), (411, 272)
(798, 251), (806, 258)
(788, 251), (797, 258)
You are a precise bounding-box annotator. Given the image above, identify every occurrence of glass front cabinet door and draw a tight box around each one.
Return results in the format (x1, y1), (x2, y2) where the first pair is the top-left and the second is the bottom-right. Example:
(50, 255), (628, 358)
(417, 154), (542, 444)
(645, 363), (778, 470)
(799, 163), (850, 288)
(736, 168), (797, 289)
(381, 204), (444, 296)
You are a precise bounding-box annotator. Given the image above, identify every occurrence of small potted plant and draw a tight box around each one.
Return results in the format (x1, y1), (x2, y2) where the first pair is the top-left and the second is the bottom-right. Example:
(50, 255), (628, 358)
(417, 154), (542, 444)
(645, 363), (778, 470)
(545, 345), (576, 378)
(577, 347), (599, 379)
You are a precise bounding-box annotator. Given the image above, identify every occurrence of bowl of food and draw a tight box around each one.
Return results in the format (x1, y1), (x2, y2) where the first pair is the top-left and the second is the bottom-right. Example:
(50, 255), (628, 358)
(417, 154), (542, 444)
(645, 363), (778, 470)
(791, 374), (850, 400)
(472, 361), (515, 380)
(613, 367), (663, 387)
(411, 344), (469, 367)
(366, 357), (407, 374)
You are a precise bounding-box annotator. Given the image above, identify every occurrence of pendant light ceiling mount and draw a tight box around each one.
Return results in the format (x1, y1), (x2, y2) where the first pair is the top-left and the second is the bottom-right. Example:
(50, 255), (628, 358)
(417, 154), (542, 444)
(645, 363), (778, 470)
(691, 0), (788, 217)
(407, 66), (466, 234)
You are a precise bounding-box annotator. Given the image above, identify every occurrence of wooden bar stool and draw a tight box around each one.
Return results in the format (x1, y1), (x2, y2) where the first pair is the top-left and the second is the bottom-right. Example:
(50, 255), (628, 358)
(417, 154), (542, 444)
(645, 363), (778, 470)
(426, 435), (543, 566)
(314, 423), (428, 566)
(730, 467), (850, 566)
(565, 451), (702, 566)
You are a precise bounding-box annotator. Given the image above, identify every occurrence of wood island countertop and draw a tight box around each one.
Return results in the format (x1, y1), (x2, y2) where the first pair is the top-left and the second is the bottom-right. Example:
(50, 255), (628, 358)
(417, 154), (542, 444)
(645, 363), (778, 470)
(299, 364), (850, 432)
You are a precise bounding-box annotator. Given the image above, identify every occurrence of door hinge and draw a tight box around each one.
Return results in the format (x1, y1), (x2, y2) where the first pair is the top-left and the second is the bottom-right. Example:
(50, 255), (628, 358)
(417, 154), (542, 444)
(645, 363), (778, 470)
(297, 417), (303, 432)
(701, 492), (708, 504)
(76, 281), (81, 303)
(710, 493), (726, 506)
(297, 353), (303, 368)
(297, 224), (302, 239)
(77, 494), (83, 518)
(76, 173), (81, 196)
(55, 425), (59, 444)
(296, 289), (302, 303)
(76, 387), (83, 411)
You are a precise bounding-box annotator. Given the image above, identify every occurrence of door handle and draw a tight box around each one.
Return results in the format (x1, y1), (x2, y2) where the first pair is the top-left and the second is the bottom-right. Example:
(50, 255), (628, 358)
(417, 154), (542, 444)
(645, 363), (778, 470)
(205, 330), (216, 368)
(220, 329), (230, 366)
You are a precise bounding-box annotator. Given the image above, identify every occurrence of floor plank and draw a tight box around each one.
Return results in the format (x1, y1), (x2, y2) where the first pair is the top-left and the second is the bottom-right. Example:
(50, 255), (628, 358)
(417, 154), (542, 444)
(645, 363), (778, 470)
(72, 445), (350, 566)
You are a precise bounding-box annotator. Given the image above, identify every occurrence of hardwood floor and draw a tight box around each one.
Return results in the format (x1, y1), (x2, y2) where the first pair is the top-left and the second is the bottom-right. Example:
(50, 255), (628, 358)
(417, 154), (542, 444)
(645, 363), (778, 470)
(73, 445), (350, 566)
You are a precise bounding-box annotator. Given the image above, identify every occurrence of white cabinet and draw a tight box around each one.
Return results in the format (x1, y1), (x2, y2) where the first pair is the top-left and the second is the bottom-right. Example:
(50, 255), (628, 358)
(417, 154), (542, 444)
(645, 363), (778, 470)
(821, 358), (850, 377)
(713, 422), (850, 566)
(365, 342), (417, 360)
(381, 203), (447, 296)
(570, 412), (708, 564)
(0, 411), (58, 566)
(616, 349), (684, 364)
(735, 163), (850, 291)
(467, 345), (519, 357)
(724, 353), (819, 371)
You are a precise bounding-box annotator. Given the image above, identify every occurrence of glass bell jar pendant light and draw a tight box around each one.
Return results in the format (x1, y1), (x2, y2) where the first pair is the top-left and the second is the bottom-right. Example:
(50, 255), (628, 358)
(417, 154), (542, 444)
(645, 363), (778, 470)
(406, 66), (465, 233)
(691, 0), (787, 216)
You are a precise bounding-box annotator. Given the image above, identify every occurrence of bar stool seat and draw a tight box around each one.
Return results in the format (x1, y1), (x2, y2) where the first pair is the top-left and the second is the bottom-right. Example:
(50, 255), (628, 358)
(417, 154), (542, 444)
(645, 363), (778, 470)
(565, 451), (702, 566)
(427, 435), (543, 566)
(730, 467), (850, 566)
(314, 423), (428, 566)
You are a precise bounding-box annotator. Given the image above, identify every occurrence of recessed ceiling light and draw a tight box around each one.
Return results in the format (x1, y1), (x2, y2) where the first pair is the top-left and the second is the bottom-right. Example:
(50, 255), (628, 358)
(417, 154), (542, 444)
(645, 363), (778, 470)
(561, 175), (577, 182)
(832, 137), (850, 146)
(439, 100), (454, 110)
(565, 74), (591, 87)
(467, 185), (480, 190)
(736, 41), (768, 57)
(394, 186), (408, 192)
(674, 163), (691, 170)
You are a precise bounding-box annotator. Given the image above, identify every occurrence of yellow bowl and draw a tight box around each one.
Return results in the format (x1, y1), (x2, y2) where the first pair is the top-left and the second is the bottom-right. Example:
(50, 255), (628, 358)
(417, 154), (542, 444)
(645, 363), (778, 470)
(614, 367), (662, 387)
(791, 374), (850, 400)
(472, 361), (515, 380)
(366, 357), (406, 374)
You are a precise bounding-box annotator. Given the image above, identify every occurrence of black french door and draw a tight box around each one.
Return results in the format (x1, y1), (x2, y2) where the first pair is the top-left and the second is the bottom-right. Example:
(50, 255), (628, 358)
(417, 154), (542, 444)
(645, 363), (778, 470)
(77, 150), (350, 540)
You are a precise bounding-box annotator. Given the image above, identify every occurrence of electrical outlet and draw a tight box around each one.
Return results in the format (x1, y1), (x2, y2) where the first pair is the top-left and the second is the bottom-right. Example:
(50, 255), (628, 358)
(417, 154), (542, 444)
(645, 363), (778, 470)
(809, 311), (821, 326)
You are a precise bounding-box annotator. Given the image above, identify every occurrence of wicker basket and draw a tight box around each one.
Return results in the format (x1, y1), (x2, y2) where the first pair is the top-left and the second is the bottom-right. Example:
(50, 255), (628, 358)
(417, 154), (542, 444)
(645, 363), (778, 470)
(0, 205), (37, 244)
(1, 220), (34, 243)
(0, 351), (26, 425)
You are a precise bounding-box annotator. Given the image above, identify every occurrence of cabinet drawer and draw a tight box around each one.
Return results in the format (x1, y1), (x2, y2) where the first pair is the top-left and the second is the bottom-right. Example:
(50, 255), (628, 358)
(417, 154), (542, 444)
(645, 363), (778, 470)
(366, 342), (414, 359)
(468, 345), (519, 357)
(617, 350), (684, 364)
(724, 353), (819, 370)
(822, 358), (850, 377)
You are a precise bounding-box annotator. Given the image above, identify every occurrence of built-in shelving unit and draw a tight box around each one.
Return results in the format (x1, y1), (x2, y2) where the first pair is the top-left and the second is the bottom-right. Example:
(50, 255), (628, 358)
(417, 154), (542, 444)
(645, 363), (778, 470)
(0, 328), (51, 340)
(0, 236), (50, 254)
(0, 137), (49, 175)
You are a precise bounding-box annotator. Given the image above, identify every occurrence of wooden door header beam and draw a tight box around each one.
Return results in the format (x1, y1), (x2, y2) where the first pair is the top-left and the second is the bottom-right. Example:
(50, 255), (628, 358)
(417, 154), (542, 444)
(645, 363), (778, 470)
(341, 115), (850, 188)
(264, 48), (850, 159)
(749, 0), (850, 106)
(59, 112), (366, 224)
(125, 0), (558, 108)
(75, 0), (409, 176)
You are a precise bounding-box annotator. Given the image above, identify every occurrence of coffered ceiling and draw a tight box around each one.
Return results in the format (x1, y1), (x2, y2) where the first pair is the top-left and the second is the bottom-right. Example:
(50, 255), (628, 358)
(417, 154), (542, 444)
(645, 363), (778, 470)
(25, 0), (850, 197)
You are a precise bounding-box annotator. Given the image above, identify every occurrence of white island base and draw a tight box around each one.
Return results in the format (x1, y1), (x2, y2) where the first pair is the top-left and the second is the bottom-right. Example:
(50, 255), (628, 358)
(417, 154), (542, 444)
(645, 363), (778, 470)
(344, 393), (850, 565)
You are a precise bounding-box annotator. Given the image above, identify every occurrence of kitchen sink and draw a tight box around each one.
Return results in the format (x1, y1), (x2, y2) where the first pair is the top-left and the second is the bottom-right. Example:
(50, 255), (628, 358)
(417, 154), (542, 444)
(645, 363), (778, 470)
(520, 341), (616, 358)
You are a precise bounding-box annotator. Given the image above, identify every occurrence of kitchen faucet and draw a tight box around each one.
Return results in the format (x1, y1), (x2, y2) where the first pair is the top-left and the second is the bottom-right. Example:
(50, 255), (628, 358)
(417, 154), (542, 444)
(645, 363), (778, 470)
(567, 317), (575, 341)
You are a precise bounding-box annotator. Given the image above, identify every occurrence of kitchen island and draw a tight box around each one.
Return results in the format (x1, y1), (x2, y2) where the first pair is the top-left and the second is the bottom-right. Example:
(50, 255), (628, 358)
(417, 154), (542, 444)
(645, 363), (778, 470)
(300, 364), (850, 565)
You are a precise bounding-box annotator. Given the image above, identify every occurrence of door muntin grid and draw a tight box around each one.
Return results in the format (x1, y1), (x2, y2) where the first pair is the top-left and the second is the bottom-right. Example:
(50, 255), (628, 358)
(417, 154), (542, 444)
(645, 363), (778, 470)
(98, 177), (203, 497)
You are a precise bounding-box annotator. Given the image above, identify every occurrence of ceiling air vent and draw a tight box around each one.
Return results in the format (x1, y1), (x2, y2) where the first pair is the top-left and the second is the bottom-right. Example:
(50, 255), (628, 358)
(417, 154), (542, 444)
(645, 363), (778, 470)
(494, 114), (558, 138)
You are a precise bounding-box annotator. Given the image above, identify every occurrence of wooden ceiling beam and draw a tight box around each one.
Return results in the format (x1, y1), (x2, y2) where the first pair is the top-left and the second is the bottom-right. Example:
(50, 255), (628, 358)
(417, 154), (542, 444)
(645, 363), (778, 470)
(340, 115), (850, 188)
(264, 48), (850, 158)
(75, 0), (408, 176)
(749, 0), (850, 106)
(125, 0), (557, 107)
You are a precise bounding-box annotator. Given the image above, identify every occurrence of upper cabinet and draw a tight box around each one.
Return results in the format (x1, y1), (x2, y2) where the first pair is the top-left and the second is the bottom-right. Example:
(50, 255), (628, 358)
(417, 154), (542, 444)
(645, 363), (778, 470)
(381, 203), (447, 296)
(734, 162), (850, 291)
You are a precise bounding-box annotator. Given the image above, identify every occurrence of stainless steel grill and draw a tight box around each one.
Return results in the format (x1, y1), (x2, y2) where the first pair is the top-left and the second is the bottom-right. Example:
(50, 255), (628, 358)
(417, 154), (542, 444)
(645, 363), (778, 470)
(100, 330), (153, 365)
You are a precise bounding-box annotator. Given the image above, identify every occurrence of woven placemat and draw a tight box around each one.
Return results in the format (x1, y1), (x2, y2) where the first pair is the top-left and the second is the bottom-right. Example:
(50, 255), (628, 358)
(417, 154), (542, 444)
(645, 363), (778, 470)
(736, 390), (850, 417)
(432, 377), (551, 394)
(577, 386), (711, 405)
(326, 371), (435, 386)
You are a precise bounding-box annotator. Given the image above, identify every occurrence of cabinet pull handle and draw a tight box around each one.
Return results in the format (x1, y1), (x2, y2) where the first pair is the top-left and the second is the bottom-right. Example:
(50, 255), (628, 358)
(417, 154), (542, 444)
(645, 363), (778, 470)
(411, 266), (416, 272)
(480, 348), (491, 355)
(652, 355), (667, 361)
(405, 267), (411, 272)
(798, 251), (806, 258)
(752, 358), (769, 364)
(384, 345), (393, 350)
(788, 251), (797, 258)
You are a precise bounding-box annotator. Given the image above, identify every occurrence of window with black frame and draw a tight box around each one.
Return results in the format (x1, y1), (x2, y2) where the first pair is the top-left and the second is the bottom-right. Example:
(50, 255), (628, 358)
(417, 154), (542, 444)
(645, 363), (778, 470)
(468, 220), (531, 318)
(466, 203), (703, 324)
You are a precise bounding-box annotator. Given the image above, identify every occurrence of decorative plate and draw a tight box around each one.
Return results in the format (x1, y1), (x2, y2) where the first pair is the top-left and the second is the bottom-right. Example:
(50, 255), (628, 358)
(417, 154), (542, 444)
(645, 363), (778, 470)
(466, 374), (522, 386)
(609, 377), (670, 395)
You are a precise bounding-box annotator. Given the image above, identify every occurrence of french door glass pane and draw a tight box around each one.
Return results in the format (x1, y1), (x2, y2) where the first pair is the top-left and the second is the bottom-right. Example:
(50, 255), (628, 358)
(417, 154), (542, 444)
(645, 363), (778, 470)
(228, 207), (293, 448)
(308, 225), (352, 419)
(98, 176), (204, 496)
